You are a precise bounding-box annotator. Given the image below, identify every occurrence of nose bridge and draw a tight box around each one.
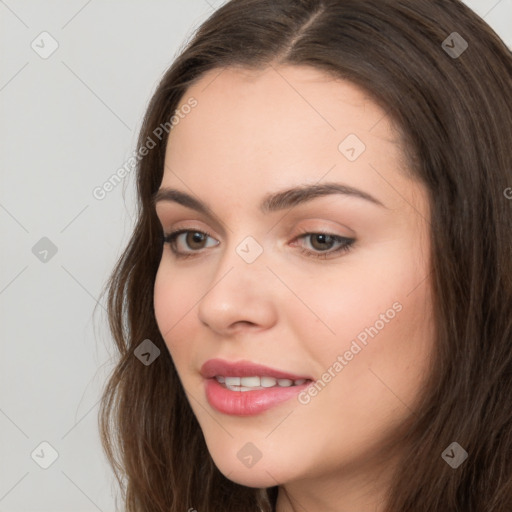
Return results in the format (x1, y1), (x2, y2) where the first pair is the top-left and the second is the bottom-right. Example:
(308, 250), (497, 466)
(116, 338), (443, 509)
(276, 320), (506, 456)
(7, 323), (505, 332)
(210, 231), (269, 294)
(213, 208), (269, 276)
(196, 230), (277, 331)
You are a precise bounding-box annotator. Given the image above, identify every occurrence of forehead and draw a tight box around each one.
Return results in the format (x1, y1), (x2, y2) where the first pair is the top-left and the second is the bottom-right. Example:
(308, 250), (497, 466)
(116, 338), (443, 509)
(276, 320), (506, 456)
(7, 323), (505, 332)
(175, 64), (397, 134)
(161, 64), (411, 211)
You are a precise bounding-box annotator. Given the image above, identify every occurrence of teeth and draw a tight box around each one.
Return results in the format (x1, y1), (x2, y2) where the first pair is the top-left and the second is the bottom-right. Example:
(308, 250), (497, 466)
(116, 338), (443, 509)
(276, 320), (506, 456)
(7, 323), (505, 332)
(215, 375), (308, 391)
(241, 376), (260, 387)
(260, 376), (277, 387)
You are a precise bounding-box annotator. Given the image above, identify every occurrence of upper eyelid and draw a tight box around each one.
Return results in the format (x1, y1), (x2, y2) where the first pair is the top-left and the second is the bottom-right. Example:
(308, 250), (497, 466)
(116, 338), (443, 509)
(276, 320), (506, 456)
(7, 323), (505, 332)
(157, 215), (355, 235)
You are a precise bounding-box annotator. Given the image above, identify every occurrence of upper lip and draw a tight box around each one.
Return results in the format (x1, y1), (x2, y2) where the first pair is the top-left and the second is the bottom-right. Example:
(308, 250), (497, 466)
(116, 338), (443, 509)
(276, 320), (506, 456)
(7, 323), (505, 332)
(200, 358), (312, 381)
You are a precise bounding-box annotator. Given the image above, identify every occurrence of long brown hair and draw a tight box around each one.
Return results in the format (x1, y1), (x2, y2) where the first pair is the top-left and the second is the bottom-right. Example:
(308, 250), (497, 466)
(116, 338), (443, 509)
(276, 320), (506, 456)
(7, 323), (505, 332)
(97, 1), (512, 510)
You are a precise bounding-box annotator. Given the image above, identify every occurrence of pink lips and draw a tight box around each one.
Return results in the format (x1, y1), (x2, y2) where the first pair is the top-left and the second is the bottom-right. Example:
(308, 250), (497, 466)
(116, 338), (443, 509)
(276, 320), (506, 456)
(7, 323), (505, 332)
(201, 358), (313, 416)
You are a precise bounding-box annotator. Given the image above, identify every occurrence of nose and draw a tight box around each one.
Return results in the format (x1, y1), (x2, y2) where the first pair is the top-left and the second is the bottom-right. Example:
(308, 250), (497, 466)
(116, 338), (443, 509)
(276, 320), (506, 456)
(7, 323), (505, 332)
(197, 238), (278, 335)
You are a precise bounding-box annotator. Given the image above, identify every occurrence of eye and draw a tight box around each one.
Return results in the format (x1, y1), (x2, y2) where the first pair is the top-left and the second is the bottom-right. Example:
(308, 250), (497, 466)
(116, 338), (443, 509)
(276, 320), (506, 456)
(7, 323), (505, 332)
(162, 229), (218, 258)
(293, 231), (355, 260)
(162, 228), (356, 260)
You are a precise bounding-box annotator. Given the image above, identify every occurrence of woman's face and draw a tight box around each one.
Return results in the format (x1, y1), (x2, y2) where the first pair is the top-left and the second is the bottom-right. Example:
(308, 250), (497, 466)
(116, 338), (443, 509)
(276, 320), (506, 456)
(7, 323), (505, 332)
(153, 64), (434, 504)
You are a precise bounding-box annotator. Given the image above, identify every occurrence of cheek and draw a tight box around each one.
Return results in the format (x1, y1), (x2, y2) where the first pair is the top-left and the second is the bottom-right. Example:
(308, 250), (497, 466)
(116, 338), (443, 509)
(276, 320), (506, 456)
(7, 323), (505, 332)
(298, 245), (433, 401)
(153, 263), (195, 347)
(325, 274), (433, 413)
(291, 281), (433, 474)
(292, 258), (425, 357)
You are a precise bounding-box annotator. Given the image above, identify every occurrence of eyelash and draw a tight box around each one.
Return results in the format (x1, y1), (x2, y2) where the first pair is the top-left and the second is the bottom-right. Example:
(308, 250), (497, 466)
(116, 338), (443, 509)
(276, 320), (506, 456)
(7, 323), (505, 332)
(161, 228), (355, 260)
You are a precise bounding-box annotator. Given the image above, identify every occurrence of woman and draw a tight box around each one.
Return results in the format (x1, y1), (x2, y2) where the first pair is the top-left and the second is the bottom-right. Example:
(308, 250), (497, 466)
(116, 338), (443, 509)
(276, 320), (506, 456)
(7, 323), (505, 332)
(98, 1), (512, 510)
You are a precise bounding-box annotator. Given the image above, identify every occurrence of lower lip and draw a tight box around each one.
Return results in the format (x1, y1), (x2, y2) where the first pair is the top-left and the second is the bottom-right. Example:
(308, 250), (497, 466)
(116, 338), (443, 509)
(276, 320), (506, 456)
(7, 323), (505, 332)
(204, 377), (311, 416)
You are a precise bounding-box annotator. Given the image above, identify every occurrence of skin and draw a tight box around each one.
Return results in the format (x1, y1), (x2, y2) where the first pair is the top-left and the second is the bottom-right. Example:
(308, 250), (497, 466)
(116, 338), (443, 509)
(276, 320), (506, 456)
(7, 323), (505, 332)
(153, 64), (434, 512)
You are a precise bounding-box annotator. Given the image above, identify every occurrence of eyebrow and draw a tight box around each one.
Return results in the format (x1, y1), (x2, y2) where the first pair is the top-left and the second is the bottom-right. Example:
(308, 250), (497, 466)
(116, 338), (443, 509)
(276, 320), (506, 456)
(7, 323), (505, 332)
(152, 182), (386, 217)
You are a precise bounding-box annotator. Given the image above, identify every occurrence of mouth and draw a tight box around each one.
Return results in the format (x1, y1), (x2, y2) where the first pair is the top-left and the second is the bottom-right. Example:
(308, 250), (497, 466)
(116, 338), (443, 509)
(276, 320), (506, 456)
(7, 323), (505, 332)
(200, 358), (314, 416)
(204, 376), (313, 416)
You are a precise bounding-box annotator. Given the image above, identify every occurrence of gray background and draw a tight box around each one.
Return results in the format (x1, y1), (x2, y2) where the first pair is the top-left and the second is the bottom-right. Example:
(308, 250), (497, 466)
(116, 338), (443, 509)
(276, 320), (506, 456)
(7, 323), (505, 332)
(1, 1), (511, 510)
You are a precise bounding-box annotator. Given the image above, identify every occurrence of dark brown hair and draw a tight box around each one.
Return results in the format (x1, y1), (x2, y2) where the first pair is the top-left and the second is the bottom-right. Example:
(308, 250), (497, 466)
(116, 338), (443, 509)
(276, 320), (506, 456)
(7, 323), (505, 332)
(97, 1), (512, 510)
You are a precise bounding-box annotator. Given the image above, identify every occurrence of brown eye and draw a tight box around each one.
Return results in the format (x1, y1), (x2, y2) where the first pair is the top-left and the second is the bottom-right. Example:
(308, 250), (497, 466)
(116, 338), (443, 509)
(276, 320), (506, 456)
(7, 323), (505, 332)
(294, 232), (356, 260)
(184, 231), (208, 249)
(308, 234), (337, 251)
(162, 229), (218, 258)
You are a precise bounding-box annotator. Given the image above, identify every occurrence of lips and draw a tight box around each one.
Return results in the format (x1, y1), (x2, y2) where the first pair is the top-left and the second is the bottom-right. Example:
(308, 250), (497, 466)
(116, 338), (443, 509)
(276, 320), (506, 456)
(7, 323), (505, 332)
(200, 358), (314, 416)
(200, 358), (313, 381)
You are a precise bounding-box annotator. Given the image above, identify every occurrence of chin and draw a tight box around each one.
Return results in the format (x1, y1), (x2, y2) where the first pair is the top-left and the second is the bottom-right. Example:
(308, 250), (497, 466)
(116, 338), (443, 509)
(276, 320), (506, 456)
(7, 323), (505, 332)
(218, 466), (279, 489)
(206, 447), (282, 488)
